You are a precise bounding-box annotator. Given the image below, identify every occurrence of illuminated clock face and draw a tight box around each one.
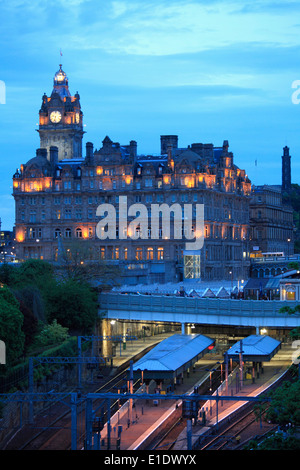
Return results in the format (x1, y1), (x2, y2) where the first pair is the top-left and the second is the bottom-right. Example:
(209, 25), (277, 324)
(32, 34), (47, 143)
(75, 112), (80, 124)
(56, 72), (65, 82)
(50, 111), (62, 123)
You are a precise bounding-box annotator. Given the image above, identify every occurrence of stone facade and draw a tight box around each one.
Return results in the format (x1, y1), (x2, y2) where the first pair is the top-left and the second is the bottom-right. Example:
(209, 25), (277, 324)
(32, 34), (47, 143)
(13, 66), (252, 283)
(249, 184), (294, 257)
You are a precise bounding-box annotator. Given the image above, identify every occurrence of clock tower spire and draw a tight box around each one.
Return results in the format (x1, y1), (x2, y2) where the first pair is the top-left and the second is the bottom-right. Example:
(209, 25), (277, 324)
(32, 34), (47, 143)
(38, 64), (84, 161)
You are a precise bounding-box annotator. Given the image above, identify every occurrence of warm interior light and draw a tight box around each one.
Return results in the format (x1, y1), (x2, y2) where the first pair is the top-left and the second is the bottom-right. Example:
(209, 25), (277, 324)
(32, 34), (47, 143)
(16, 231), (24, 242)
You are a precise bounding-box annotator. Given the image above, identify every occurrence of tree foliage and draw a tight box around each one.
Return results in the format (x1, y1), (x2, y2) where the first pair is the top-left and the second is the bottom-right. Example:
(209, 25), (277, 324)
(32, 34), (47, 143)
(287, 261), (300, 271)
(289, 327), (300, 340)
(32, 319), (69, 348)
(55, 239), (121, 287)
(0, 257), (106, 367)
(0, 263), (19, 287)
(16, 259), (55, 293)
(18, 300), (39, 353)
(246, 432), (300, 450)
(279, 305), (300, 315)
(0, 286), (25, 365)
(13, 285), (46, 323)
(265, 380), (300, 427)
(45, 279), (98, 334)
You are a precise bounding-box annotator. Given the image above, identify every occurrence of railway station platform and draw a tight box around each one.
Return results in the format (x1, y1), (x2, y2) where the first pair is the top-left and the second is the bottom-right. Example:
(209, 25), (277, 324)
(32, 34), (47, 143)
(98, 352), (221, 450)
(98, 337), (293, 451)
(173, 342), (294, 450)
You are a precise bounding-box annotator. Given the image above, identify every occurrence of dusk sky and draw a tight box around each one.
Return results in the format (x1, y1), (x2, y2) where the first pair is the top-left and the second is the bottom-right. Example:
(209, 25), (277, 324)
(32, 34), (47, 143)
(1, 0), (300, 230)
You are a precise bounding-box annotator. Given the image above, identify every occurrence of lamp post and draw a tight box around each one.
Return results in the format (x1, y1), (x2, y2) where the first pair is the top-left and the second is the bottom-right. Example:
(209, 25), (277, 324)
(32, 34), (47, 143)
(229, 270), (233, 296)
(235, 340), (244, 389)
(224, 352), (229, 396)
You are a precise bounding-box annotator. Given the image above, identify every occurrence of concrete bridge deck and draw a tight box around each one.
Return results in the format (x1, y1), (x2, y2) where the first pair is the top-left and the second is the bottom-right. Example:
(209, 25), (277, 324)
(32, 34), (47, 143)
(99, 293), (300, 329)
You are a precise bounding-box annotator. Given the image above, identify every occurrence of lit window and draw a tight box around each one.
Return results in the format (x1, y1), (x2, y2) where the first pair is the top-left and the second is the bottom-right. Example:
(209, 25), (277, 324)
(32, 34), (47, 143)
(157, 247), (164, 260)
(147, 247), (154, 260)
(135, 247), (143, 260)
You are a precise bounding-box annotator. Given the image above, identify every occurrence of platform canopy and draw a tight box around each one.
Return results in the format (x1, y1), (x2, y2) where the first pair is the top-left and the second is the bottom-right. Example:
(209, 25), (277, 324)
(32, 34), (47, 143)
(225, 335), (281, 363)
(130, 333), (215, 381)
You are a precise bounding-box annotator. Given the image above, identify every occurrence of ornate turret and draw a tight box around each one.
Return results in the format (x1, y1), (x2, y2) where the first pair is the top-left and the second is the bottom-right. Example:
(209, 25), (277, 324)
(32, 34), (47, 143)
(38, 64), (84, 161)
(52, 64), (71, 98)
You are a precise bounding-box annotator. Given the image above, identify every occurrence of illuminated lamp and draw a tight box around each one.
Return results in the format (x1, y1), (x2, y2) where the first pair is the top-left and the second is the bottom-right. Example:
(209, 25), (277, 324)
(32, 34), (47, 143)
(45, 178), (51, 189)
(16, 232), (24, 242)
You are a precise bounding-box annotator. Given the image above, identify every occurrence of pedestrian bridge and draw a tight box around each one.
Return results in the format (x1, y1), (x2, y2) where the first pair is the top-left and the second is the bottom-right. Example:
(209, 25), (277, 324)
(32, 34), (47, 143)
(99, 293), (300, 330)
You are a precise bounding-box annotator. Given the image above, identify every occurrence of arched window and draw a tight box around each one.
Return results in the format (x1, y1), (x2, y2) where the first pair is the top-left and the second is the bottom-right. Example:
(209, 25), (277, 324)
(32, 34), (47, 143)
(65, 228), (72, 238)
(54, 228), (61, 239)
(147, 247), (154, 260)
(76, 228), (82, 238)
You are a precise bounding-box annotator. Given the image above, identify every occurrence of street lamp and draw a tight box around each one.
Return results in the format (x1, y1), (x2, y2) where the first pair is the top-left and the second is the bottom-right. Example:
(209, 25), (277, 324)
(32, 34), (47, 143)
(229, 270), (233, 295)
(235, 339), (244, 390)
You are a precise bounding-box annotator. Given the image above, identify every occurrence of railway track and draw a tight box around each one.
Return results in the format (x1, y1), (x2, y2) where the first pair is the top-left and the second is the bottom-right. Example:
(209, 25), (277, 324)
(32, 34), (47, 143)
(147, 417), (186, 451)
(196, 371), (292, 451)
(4, 357), (291, 450)
(3, 339), (163, 450)
(3, 367), (140, 450)
(198, 407), (276, 450)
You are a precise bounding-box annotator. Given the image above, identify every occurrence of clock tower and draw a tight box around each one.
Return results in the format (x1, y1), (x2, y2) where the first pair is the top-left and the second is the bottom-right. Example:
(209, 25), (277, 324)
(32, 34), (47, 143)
(38, 64), (84, 161)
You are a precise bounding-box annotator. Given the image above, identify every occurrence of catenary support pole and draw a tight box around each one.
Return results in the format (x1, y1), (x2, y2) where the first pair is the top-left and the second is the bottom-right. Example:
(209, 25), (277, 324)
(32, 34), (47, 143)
(71, 392), (78, 450)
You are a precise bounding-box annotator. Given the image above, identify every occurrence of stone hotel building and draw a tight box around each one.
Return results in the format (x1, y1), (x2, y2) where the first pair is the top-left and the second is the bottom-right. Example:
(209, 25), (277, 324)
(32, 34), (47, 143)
(13, 65), (252, 284)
